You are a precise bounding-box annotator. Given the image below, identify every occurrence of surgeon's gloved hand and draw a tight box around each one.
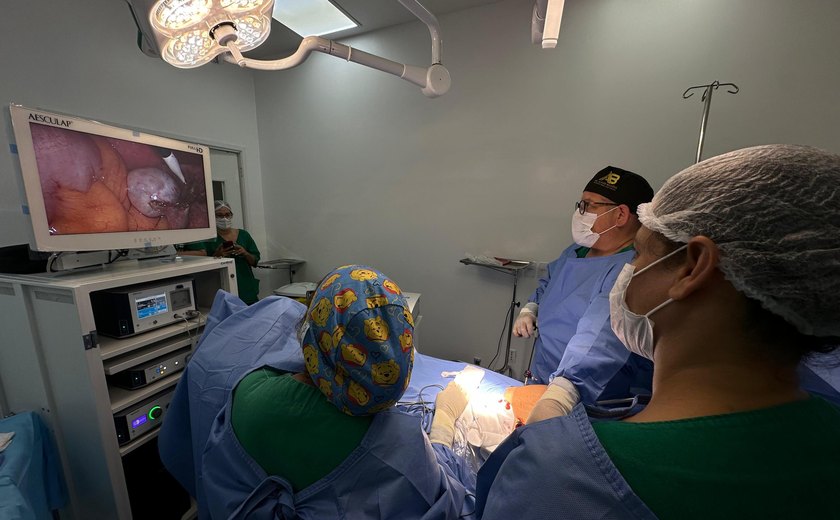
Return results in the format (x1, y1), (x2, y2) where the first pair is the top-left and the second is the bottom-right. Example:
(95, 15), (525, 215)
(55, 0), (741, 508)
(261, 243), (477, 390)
(513, 302), (539, 338)
(525, 377), (580, 424)
(429, 381), (470, 447)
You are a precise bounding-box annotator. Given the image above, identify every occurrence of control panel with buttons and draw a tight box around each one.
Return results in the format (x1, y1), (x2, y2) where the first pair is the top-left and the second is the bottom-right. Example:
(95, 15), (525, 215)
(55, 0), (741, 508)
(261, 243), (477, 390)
(114, 388), (175, 446)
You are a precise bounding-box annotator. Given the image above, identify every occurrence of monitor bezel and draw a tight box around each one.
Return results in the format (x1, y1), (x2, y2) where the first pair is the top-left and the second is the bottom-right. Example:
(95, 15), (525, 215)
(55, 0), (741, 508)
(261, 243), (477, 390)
(9, 104), (216, 252)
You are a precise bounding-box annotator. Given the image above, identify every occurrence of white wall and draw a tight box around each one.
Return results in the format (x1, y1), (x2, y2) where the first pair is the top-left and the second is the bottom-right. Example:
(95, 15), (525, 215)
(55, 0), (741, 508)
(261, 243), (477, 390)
(0, 0), (268, 253)
(2, 0), (839, 375)
(252, 0), (840, 372)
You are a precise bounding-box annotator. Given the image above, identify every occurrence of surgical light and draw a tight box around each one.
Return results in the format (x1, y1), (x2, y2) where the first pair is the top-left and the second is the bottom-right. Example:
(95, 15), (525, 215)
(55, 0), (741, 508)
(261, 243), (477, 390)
(151, 0), (273, 68)
(148, 0), (451, 97)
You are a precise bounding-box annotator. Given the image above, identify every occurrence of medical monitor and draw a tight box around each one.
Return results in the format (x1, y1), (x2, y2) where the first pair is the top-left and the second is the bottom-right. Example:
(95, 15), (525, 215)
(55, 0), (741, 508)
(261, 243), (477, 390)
(8, 104), (215, 252)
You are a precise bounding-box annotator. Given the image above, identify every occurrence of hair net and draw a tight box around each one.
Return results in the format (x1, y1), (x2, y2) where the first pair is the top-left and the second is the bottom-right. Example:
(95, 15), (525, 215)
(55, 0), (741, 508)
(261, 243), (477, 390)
(637, 144), (840, 338)
(301, 265), (415, 416)
(214, 200), (231, 212)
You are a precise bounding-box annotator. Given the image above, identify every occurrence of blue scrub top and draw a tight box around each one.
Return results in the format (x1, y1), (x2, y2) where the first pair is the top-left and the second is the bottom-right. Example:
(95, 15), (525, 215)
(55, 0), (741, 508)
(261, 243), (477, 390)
(528, 244), (653, 404)
(159, 292), (307, 518)
(475, 403), (657, 520)
(203, 402), (473, 519)
(160, 291), (474, 519)
(800, 355), (840, 407)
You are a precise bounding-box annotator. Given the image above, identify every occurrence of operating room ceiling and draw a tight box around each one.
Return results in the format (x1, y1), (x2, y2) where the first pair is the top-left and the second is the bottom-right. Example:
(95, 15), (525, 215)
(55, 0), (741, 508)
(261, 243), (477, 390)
(128, 0), (505, 62)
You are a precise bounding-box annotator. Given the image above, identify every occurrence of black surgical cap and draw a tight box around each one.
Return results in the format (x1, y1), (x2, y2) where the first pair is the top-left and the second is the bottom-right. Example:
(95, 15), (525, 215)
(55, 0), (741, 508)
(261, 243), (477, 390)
(583, 166), (653, 213)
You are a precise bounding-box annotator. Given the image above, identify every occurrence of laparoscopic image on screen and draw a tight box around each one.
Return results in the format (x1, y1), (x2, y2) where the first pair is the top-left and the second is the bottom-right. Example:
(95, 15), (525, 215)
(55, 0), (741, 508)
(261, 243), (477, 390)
(29, 123), (209, 235)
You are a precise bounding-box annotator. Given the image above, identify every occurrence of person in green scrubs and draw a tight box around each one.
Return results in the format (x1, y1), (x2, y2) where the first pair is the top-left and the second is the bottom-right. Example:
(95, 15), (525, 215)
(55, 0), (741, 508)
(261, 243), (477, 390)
(179, 200), (261, 304)
(476, 145), (840, 519)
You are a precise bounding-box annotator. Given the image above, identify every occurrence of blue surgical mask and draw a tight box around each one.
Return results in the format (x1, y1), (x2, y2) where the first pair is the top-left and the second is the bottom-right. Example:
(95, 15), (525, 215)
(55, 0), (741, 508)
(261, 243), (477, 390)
(215, 217), (232, 230)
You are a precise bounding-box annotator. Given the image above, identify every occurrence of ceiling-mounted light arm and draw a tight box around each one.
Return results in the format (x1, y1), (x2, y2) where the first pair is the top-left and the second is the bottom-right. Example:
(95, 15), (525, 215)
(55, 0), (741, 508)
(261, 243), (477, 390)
(217, 24), (326, 71)
(398, 0), (442, 65)
(218, 1), (450, 97)
(531, 0), (565, 49)
(221, 35), (449, 97)
(149, 0), (450, 97)
(531, 0), (548, 45)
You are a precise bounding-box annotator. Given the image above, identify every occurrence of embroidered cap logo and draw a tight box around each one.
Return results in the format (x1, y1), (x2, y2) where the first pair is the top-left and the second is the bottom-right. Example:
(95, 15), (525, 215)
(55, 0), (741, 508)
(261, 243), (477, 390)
(598, 172), (622, 185)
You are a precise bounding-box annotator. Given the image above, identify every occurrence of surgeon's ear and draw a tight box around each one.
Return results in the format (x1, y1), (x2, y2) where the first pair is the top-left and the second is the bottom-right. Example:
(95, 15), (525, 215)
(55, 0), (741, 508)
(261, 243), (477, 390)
(668, 236), (720, 300)
(615, 204), (631, 226)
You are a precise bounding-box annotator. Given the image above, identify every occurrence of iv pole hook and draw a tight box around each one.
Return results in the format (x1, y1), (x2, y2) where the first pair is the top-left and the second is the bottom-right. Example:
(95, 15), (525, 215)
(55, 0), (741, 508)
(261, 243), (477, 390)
(683, 81), (739, 163)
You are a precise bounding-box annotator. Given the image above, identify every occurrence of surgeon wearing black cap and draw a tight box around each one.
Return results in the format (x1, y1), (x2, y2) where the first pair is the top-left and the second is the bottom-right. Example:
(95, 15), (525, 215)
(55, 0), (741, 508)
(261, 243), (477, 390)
(510, 166), (655, 422)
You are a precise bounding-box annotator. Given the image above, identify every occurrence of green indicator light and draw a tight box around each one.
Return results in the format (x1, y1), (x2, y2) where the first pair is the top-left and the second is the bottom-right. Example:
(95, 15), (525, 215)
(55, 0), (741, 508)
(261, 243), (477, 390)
(148, 406), (162, 420)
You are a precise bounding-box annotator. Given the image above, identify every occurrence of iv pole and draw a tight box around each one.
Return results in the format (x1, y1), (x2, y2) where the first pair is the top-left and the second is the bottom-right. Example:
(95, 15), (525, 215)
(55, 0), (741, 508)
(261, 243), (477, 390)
(683, 81), (739, 163)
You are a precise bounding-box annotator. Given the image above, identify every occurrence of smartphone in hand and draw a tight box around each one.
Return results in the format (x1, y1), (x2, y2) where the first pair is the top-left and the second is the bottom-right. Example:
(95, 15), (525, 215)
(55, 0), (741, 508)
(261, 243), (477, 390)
(223, 240), (234, 249)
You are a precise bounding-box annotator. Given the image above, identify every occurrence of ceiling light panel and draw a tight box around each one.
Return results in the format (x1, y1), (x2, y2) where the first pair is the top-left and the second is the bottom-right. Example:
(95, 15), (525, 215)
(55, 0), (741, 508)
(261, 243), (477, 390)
(272, 0), (358, 37)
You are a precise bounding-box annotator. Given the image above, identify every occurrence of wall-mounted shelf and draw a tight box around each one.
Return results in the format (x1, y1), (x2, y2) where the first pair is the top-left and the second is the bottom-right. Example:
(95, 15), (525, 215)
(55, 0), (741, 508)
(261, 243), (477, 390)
(256, 257), (306, 285)
(460, 257), (531, 376)
(459, 257), (530, 275)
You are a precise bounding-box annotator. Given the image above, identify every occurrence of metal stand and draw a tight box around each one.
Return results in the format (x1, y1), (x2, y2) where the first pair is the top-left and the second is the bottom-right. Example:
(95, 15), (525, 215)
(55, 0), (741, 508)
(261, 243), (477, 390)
(683, 81), (739, 164)
(256, 258), (306, 285)
(460, 258), (530, 376)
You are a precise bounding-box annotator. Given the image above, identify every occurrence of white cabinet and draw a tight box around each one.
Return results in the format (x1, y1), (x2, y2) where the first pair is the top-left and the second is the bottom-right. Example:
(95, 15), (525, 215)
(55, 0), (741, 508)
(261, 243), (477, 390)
(0, 256), (236, 519)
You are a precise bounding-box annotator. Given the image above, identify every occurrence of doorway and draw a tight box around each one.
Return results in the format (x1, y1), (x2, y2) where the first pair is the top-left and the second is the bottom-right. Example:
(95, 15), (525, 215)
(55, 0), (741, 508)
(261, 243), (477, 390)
(209, 148), (245, 229)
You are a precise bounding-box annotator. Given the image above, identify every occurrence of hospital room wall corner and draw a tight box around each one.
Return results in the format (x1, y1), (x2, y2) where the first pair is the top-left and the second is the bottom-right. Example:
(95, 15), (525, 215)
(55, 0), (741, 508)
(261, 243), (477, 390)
(250, 0), (840, 367)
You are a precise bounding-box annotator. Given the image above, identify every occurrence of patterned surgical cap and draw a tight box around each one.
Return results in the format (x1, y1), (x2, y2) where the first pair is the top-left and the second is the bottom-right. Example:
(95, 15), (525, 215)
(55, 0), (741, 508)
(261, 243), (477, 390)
(302, 265), (415, 415)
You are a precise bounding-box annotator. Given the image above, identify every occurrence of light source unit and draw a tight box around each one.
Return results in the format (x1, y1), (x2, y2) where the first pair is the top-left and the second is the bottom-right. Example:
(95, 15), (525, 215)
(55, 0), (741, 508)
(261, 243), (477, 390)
(148, 0), (451, 97)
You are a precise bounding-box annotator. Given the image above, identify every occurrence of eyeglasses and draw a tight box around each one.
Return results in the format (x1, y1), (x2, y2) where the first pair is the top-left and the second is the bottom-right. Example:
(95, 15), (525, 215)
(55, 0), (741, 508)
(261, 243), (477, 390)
(575, 200), (619, 215)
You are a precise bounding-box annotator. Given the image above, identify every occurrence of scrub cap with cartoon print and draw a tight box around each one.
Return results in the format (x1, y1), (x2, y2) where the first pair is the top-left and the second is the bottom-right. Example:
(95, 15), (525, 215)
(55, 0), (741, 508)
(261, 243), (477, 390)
(302, 265), (416, 416)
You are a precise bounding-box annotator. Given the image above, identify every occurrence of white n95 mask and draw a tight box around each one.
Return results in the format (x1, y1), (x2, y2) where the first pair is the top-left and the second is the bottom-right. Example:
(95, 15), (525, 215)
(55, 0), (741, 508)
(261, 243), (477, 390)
(571, 207), (618, 248)
(216, 217), (233, 230)
(609, 245), (688, 360)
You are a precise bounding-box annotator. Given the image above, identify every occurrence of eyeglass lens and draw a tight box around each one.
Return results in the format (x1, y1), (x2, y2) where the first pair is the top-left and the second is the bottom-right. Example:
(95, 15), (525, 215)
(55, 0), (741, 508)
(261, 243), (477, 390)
(576, 200), (618, 215)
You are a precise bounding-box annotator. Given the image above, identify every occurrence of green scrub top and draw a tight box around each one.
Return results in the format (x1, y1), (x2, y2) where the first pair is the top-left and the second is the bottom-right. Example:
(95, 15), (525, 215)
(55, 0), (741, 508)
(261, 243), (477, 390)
(231, 368), (372, 492)
(593, 397), (840, 519)
(575, 244), (635, 258)
(182, 229), (261, 304)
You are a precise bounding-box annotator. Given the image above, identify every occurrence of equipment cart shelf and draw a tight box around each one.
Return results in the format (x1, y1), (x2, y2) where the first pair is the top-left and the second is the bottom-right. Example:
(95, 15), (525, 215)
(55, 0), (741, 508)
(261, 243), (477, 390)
(0, 256), (235, 519)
